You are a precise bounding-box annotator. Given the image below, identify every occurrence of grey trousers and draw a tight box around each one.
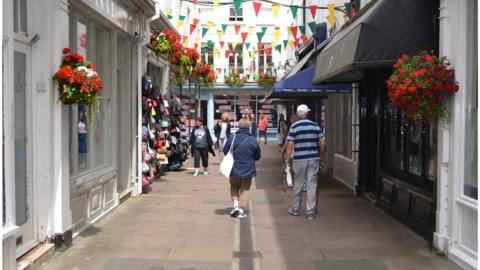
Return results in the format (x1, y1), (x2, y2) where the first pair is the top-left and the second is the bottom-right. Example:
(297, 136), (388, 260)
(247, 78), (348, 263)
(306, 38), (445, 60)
(291, 160), (320, 215)
(218, 138), (226, 162)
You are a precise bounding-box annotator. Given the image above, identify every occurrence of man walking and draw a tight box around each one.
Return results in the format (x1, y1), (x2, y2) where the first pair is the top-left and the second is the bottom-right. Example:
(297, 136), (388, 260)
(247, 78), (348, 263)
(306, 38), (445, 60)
(284, 105), (325, 220)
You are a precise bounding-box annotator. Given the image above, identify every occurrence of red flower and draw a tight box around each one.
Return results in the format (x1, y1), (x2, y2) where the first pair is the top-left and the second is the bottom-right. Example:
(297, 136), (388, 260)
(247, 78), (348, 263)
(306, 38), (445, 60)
(63, 48), (71, 54)
(87, 63), (96, 71)
(72, 53), (84, 63)
(80, 85), (89, 92)
(416, 81), (423, 88)
(57, 65), (73, 79)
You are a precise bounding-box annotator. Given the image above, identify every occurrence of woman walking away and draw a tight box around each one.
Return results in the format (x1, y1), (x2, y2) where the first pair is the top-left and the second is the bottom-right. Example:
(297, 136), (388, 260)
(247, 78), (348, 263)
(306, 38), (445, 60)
(258, 114), (269, 144)
(249, 114), (258, 140)
(190, 118), (214, 176)
(214, 113), (231, 162)
(277, 113), (288, 151)
(223, 119), (261, 219)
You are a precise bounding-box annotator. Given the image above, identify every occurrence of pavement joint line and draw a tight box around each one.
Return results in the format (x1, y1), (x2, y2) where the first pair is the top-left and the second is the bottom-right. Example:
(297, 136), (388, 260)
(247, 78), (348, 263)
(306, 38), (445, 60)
(232, 213), (240, 270)
(249, 180), (261, 270)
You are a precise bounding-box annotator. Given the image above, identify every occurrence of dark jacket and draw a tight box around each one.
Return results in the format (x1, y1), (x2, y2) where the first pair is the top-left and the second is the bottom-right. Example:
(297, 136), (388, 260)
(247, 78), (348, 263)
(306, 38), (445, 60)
(190, 126), (215, 156)
(223, 129), (261, 178)
(214, 122), (231, 139)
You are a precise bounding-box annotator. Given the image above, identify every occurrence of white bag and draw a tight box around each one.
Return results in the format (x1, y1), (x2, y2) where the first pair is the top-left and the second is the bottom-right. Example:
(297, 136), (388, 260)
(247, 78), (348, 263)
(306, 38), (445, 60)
(285, 166), (293, 187)
(219, 135), (236, 177)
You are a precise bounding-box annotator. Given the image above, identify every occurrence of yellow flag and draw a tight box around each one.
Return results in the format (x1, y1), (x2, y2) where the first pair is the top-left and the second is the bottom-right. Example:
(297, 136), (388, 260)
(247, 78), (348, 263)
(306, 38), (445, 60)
(213, 0), (219, 9)
(327, 15), (334, 27)
(272, 4), (280, 18)
(151, 107), (156, 116)
(250, 50), (256, 58)
(273, 28), (280, 41)
(208, 21), (214, 30)
(214, 48), (220, 58)
(183, 36), (189, 46)
(288, 40), (295, 48)
(217, 30), (223, 40)
(195, 37), (200, 44)
(248, 26), (255, 34)
(177, 20), (184, 29)
(232, 41), (238, 49)
(327, 4), (335, 27)
(270, 41), (276, 48)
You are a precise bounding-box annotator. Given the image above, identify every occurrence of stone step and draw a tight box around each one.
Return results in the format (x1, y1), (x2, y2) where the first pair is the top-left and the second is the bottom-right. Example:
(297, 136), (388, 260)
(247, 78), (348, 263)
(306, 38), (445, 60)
(17, 243), (55, 270)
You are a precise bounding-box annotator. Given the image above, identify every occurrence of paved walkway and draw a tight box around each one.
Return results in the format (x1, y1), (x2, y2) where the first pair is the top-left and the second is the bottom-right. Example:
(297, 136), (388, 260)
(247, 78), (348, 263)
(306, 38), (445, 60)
(39, 145), (461, 270)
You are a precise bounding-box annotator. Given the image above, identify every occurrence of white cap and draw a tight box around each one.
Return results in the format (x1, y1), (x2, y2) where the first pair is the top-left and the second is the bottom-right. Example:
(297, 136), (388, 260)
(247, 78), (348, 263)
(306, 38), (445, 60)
(296, 104), (310, 116)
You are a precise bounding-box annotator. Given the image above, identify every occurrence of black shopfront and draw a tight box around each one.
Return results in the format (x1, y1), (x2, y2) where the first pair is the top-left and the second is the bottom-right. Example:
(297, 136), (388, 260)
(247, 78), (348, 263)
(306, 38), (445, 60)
(313, 0), (438, 240)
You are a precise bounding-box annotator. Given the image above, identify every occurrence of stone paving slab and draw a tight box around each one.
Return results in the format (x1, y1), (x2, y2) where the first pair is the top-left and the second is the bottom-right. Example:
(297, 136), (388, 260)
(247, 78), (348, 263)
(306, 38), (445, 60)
(101, 258), (230, 270)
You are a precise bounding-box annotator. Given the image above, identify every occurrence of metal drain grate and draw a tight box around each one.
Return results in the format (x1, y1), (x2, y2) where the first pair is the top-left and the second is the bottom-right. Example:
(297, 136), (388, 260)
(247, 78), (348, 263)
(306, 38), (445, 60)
(232, 251), (262, 258)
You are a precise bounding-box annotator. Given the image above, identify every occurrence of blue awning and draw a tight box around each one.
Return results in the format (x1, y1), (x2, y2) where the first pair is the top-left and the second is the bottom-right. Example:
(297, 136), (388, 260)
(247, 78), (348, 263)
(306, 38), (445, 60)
(273, 66), (352, 95)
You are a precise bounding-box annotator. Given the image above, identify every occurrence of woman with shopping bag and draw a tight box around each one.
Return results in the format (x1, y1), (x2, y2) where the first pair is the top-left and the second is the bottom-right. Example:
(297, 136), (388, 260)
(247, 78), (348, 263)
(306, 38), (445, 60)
(222, 119), (261, 219)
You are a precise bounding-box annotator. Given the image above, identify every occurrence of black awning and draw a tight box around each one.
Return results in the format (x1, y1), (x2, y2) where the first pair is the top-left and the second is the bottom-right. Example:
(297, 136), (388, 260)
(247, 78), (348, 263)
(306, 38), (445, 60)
(313, 0), (435, 83)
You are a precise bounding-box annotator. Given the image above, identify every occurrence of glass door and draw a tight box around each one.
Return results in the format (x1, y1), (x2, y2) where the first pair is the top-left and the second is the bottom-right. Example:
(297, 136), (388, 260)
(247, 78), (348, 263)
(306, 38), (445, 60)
(14, 41), (37, 257)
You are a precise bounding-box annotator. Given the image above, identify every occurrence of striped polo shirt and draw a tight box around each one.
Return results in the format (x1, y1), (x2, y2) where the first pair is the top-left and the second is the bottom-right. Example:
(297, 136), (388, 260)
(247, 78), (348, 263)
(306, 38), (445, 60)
(287, 119), (324, 161)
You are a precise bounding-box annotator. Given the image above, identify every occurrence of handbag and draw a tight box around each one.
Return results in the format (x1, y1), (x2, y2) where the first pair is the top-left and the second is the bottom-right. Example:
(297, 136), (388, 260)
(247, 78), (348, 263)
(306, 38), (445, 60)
(219, 135), (236, 177)
(285, 166), (293, 187)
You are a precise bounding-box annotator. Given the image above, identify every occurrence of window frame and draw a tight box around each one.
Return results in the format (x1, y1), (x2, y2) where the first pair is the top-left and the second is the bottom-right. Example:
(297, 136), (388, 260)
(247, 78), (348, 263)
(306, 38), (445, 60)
(229, 7), (243, 21)
(228, 43), (243, 74)
(201, 42), (214, 65)
(335, 94), (353, 159)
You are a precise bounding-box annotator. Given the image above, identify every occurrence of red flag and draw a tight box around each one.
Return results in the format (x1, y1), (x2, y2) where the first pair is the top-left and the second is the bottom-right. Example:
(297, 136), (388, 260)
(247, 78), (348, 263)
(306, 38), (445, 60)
(294, 38), (300, 47)
(234, 25), (241, 35)
(309, 5), (317, 19)
(194, 43), (199, 49)
(220, 41), (225, 49)
(300, 35), (308, 43)
(290, 26), (298, 38)
(241, 32), (248, 44)
(253, 2), (262, 17)
(265, 47), (271, 55)
(190, 24), (196, 35)
(225, 50), (230, 58)
(216, 68), (222, 73)
(193, 18), (200, 26)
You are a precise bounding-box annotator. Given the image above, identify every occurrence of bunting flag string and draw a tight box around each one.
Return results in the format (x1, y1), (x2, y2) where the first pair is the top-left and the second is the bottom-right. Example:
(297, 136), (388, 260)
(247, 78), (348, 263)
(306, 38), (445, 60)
(256, 31), (265, 43)
(294, 38), (300, 47)
(289, 26), (298, 38)
(241, 32), (248, 44)
(213, 0), (219, 9)
(207, 21), (214, 30)
(300, 35), (308, 43)
(233, 0), (242, 12)
(217, 30), (223, 41)
(299, 25), (305, 35)
(166, 10), (173, 20)
(245, 42), (251, 50)
(283, 40), (288, 49)
(232, 41), (238, 49)
(307, 21), (316, 34)
(225, 50), (230, 58)
(272, 3), (280, 18)
(309, 5), (317, 19)
(190, 24), (196, 35)
(234, 25), (241, 35)
(290, 5), (299, 19)
(253, 2), (262, 17)
(221, 24), (228, 33)
(248, 26), (255, 34)
(202, 27), (208, 38)
(219, 41), (225, 49)
(261, 26), (267, 34)
(275, 44), (282, 53)
(178, 15), (186, 28)
(193, 18), (200, 26)
(327, 4), (335, 27)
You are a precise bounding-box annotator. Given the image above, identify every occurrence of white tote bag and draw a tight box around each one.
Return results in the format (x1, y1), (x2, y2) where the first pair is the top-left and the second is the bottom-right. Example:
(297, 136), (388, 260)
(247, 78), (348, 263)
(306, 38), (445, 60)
(285, 166), (293, 187)
(219, 135), (236, 177)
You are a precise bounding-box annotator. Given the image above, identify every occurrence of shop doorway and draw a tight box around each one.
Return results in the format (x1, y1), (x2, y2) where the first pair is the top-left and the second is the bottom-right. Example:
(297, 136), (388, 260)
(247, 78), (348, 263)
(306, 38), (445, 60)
(13, 41), (37, 257)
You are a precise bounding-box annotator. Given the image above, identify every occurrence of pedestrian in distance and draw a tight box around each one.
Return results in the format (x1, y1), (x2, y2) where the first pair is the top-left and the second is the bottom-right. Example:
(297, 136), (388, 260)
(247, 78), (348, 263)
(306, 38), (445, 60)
(277, 113), (288, 151)
(258, 114), (269, 144)
(214, 113), (231, 162)
(190, 117), (215, 177)
(284, 105), (325, 220)
(249, 114), (258, 140)
(223, 119), (261, 219)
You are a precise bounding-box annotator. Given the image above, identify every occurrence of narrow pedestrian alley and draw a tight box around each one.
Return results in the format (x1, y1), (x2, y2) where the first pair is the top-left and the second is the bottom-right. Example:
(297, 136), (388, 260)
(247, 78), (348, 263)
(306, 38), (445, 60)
(37, 145), (461, 270)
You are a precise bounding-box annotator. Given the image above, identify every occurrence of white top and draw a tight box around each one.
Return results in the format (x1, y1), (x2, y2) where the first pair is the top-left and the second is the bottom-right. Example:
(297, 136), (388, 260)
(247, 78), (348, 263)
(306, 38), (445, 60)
(78, 122), (87, 134)
(220, 122), (228, 139)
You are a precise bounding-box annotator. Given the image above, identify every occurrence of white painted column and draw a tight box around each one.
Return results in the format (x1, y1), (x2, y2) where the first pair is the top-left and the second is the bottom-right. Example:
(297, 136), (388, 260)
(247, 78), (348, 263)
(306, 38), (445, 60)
(51, 0), (72, 237)
(207, 90), (215, 132)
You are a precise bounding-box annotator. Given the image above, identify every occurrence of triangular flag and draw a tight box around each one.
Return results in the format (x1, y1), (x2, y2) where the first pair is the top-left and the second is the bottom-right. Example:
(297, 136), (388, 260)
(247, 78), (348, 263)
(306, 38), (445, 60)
(275, 44), (282, 53)
(299, 25), (305, 35)
(309, 5), (317, 19)
(190, 24), (196, 35)
(308, 21), (316, 34)
(294, 38), (300, 47)
(217, 30), (223, 40)
(207, 21), (214, 30)
(250, 50), (256, 58)
(178, 15), (186, 29)
(207, 40), (214, 48)
(179, 15), (186, 21)
(290, 5), (299, 19)
(225, 50), (230, 58)
(248, 26), (255, 34)
(234, 25), (241, 35)
(241, 32), (248, 44)
(183, 36), (189, 46)
(288, 40), (295, 49)
(195, 43), (199, 50)
(217, 68), (222, 73)
(219, 41), (225, 49)
(193, 18), (200, 26)
(245, 42), (251, 50)
(258, 43), (263, 49)
(213, 0), (219, 9)
(195, 36), (200, 45)
(253, 2), (262, 17)
(272, 4), (280, 18)
(300, 35), (308, 43)
(202, 27), (208, 38)
(273, 27), (280, 41)
(256, 32), (264, 43)
(261, 26), (267, 34)
(283, 40), (288, 48)
(221, 24), (227, 33)
(289, 26), (298, 38)
(265, 47), (271, 55)
(233, 0), (242, 12)
(166, 10), (173, 20)
(232, 42), (238, 50)
(327, 4), (335, 27)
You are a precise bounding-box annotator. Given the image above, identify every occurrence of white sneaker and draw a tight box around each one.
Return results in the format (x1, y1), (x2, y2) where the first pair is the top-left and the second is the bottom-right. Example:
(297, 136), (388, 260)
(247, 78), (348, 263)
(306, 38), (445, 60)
(230, 207), (240, 217)
(203, 171), (209, 176)
(193, 171), (199, 177)
(238, 208), (248, 219)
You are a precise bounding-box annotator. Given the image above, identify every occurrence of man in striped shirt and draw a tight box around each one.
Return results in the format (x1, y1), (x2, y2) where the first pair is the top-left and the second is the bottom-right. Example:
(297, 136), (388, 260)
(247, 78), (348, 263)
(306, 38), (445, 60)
(284, 104), (325, 220)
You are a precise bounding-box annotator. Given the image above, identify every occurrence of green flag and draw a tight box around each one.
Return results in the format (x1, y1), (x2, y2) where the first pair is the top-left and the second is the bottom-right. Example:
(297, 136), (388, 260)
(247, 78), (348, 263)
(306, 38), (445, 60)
(290, 5), (299, 19)
(261, 26), (267, 34)
(299, 25), (305, 35)
(307, 21), (316, 34)
(167, 14), (173, 20)
(256, 32), (264, 43)
(207, 40), (214, 48)
(233, 0), (242, 12)
(275, 44), (282, 53)
(221, 24), (227, 33)
(283, 40), (288, 48)
(245, 42), (251, 50)
(202, 27), (208, 38)
(344, 2), (352, 16)
(179, 15), (186, 21)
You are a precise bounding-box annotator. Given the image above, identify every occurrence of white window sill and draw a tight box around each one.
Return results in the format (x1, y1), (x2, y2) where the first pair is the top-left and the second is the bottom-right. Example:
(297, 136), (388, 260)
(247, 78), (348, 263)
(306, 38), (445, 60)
(70, 166), (117, 190)
(2, 225), (19, 240)
(456, 196), (478, 211)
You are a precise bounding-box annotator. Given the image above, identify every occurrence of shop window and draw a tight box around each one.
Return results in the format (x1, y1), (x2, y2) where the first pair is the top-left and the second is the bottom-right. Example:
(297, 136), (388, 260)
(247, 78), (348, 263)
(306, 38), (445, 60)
(229, 7), (243, 21)
(381, 101), (436, 190)
(69, 12), (112, 177)
(464, 0), (477, 200)
(201, 43), (214, 65)
(258, 43), (273, 75)
(228, 43), (243, 74)
(147, 63), (163, 87)
(335, 94), (352, 158)
(13, 0), (28, 34)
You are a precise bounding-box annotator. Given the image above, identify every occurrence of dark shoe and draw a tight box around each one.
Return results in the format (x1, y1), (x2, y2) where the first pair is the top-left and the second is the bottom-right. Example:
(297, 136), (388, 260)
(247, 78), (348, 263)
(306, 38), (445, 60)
(306, 214), (316, 220)
(230, 207), (240, 218)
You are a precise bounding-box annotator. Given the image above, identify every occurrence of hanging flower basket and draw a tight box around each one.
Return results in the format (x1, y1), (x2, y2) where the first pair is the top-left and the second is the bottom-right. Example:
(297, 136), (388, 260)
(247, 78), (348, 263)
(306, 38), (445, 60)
(386, 52), (459, 123)
(257, 73), (276, 88)
(194, 63), (216, 88)
(224, 73), (246, 87)
(53, 48), (103, 120)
